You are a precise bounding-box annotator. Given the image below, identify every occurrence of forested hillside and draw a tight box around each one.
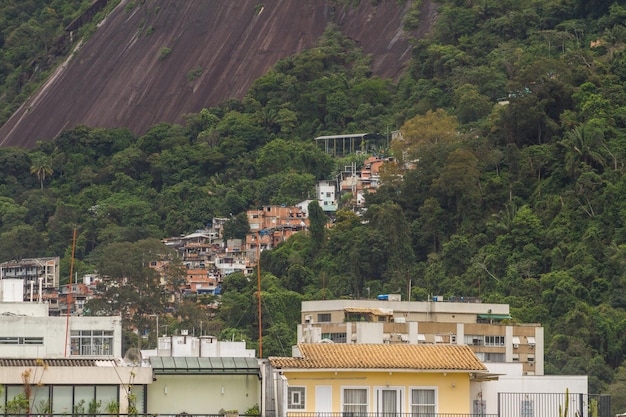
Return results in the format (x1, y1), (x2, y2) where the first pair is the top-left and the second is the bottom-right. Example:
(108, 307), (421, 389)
(3, 0), (626, 412)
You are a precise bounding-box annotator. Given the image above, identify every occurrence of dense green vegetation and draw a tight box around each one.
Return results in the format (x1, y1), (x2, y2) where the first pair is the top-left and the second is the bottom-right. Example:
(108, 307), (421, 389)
(4, 0), (626, 410)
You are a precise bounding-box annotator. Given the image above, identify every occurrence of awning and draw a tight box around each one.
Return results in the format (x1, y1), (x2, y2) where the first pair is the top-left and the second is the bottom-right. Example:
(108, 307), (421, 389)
(417, 334), (426, 342)
(478, 314), (512, 320)
(150, 356), (260, 376)
(512, 336), (520, 345)
(527, 336), (536, 345)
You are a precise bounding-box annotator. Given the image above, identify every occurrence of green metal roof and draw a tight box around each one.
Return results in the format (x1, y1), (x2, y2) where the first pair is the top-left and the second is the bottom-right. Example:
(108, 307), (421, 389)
(150, 356), (260, 376)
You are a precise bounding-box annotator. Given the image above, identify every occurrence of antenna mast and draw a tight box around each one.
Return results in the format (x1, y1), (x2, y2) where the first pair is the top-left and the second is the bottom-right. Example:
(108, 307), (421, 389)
(64, 228), (77, 357)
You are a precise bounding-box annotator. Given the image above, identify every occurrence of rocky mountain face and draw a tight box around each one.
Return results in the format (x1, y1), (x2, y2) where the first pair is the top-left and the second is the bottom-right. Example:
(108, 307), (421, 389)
(0, 0), (433, 148)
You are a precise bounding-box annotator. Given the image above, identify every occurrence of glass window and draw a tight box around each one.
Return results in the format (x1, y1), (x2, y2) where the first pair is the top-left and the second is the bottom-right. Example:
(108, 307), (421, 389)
(287, 387), (305, 410)
(473, 399), (486, 416)
(130, 385), (145, 414)
(482, 352), (505, 362)
(70, 330), (113, 356)
(317, 313), (331, 322)
(52, 386), (73, 414)
(411, 389), (435, 416)
(484, 335), (505, 346)
(31, 386), (50, 413)
(96, 386), (118, 412)
(464, 335), (484, 346)
(521, 399), (534, 417)
(321, 333), (347, 343)
(343, 388), (367, 414)
(74, 385), (95, 413)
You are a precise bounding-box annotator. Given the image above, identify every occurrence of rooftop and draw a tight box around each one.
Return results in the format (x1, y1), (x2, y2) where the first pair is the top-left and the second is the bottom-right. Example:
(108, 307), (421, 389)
(269, 343), (487, 371)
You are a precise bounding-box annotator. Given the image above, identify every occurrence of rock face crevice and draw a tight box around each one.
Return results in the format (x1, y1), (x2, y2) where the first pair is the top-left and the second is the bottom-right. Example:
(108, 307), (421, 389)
(0, 0), (433, 148)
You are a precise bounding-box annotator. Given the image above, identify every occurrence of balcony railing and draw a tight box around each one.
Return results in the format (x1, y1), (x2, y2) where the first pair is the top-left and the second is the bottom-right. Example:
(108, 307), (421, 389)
(287, 414), (497, 417)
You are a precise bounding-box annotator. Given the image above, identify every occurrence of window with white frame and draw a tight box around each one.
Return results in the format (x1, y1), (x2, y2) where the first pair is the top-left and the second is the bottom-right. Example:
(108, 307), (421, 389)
(70, 330), (113, 356)
(411, 388), (436, 415)
(287, 386), (305, 410)
(343, 388), (368, 414)
(484, 335), (505, 346)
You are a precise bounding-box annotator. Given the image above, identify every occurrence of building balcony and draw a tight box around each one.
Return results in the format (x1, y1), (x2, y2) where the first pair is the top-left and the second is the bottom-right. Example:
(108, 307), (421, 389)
(287, 413), (497, 417)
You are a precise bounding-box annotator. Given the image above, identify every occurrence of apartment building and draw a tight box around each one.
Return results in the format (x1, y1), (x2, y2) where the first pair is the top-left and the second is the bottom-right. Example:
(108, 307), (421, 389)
(298, 298), (544, 376)
(315, 180), (338, 212)
(246, 205), (309, 262)
(0, 256), (60, 300)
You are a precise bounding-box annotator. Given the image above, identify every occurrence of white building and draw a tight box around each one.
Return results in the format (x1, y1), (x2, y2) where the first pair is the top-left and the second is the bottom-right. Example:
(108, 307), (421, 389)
(142, 333), (261, 415)
(0, 301), (152, 414)
(472, 363), (589, 416)
(141, 333), (255, 358)
(315, 180), (338, 212)
(0, 256), (60, 300)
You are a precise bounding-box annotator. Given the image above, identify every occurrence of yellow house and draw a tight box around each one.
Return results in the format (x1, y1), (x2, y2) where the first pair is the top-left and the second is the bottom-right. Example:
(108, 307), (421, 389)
(269, 343), (490, 416)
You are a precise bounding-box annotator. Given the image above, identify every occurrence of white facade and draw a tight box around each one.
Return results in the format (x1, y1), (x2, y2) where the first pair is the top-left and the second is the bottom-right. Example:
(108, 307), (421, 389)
(315, 180), (337, 212)
(0, 301), (149, 415)
(0, 302), (123, 358)
(146, 334), (255, 358)
(472, 363), (588, 416)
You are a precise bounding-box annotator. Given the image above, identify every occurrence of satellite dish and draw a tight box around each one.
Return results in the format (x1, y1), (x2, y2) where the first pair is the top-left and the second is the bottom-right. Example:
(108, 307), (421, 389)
(123, 348), (142, 365)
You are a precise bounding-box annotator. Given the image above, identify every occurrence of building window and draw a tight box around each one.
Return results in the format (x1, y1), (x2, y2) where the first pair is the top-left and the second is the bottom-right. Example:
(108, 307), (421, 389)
(464, 335), (484, 346)
(70, 330), (113, 356)
(521, 399), (534, 417)
(478, 352), (505, 362)
(473, 399), (486, 416)
(343, 388), (367, 414)
(411, 388), (436, 415)
(317, 313), (331, 322)
(287, 386), (305, 410)
(321, 333), (347, 343)
(484, 335), (505, 346)
(0, 337), (44, 345)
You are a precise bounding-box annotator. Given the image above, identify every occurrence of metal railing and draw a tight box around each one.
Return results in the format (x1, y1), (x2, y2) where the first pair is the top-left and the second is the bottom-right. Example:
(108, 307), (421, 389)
(287, 414), (497, 417)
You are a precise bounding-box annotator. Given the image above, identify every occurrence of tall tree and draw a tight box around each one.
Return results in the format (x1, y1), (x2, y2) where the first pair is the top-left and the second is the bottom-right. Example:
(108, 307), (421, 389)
(29, 153), (53, 190)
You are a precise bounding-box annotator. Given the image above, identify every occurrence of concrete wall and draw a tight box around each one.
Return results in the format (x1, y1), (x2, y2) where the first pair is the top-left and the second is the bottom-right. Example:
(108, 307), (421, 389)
(0, 314), (122, 358)
(281, 370), (472, 414)
(301, 300), (510, 324)
(147, 374), (260, 414)
(471, 363), (587, 415)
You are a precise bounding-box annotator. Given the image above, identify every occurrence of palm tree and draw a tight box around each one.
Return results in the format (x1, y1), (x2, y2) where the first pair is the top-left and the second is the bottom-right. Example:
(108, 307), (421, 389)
(559, 123), (607, 177)
(29, 153), (53, 190)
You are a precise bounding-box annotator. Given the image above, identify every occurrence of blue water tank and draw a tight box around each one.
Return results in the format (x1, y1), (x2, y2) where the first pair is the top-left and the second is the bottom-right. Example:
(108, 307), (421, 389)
(377, 294), (389, 300)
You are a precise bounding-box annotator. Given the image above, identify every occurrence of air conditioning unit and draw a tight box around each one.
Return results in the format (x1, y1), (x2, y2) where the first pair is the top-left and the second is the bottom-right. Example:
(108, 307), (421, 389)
(304, 315), (313, 323)
(513, 343), (519, 349)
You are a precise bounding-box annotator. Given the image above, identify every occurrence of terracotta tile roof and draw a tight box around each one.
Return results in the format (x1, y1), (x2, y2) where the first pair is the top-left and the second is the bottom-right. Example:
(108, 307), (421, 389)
(269, 344), (487, 371)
